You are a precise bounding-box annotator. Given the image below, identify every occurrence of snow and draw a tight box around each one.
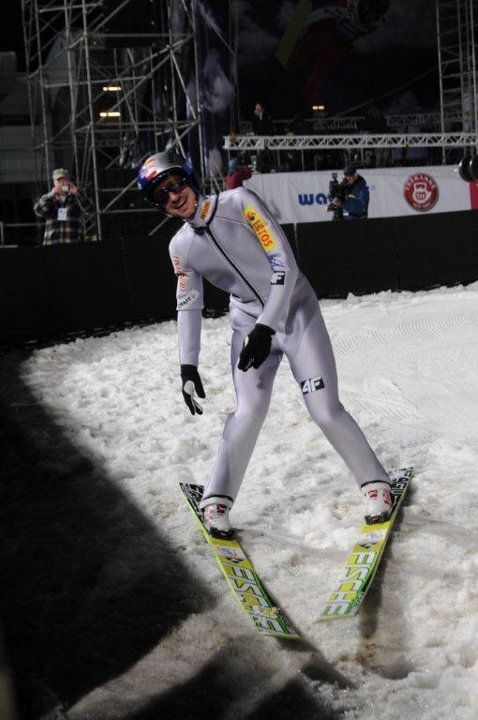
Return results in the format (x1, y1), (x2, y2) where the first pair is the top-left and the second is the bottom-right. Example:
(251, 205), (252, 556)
(1, 282), (478, 719)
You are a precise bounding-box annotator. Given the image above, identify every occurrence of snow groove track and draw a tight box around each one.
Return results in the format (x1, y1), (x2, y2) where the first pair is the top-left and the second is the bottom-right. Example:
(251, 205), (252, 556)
(396, 309), (478, 343)
(329, 291), (478, 434)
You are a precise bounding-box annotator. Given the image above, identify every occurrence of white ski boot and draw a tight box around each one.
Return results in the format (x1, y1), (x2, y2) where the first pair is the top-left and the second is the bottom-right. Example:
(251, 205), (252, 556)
(201, 496), (234, 539)
(362, 481), (393, 524)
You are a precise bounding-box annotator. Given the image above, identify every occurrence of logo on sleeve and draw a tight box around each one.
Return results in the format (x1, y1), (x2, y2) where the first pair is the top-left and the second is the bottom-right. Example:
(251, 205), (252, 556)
(178, 275), (188, 292)
(172, 255), (185, 275)
(300, 376), (325, 394)
(243, 205), (277, 251)
(177, 289), (199, 309)
(271, 270), (285, 285)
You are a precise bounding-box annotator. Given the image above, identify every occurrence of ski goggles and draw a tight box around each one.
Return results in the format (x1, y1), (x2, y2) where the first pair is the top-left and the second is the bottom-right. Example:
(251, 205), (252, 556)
(153, 176), (190, 208)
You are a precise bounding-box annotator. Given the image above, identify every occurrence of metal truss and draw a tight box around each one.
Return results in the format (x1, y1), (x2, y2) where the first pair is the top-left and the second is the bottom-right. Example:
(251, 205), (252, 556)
(436, 0), (478, 162)
(241, 112), (465, 135)
(224, 132), (478, 151)
(22, 0), (206, 241)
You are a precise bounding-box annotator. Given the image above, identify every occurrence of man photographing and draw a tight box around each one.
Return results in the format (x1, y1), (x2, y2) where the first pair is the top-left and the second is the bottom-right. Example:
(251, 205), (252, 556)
(328, 166), (369, 221)
(34, 168), (93, 245)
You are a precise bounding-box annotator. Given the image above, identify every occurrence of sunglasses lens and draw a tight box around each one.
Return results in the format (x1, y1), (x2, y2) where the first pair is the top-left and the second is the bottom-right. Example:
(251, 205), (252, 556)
(155, 178), (188, 207)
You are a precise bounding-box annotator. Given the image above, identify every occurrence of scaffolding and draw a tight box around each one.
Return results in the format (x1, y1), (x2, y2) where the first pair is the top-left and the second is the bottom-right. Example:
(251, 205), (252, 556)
(20, 0), (478, 241)
(22, 0), (210, 241)
(436, 0), (478, 162)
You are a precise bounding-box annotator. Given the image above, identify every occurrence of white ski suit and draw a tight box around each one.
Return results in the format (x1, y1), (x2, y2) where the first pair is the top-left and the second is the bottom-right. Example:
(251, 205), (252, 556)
(168, 187), (388, 505)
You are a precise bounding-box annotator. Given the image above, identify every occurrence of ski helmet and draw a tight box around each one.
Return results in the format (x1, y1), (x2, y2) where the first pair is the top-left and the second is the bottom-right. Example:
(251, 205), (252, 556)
(137, 150), (200, 209)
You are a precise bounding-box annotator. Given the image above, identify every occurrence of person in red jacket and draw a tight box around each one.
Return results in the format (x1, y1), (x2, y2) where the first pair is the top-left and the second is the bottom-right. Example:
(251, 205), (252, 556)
(226, 158), (252, 190)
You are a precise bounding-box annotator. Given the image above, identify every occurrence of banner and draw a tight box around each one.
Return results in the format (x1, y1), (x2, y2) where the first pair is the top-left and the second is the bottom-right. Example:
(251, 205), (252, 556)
(244, 165), (478, 224)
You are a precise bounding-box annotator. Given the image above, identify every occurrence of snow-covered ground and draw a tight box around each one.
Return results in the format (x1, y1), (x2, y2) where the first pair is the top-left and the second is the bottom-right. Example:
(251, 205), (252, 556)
(1, 282), (477, 719)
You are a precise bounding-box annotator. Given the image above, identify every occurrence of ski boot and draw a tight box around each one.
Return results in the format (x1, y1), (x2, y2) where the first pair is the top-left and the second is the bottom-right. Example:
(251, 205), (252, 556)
(362, 481), (393, 524)
(201, 496), (234, 539)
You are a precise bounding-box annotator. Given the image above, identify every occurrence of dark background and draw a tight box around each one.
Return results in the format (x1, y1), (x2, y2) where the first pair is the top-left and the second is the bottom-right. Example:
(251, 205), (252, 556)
(1, 1), (439, 118)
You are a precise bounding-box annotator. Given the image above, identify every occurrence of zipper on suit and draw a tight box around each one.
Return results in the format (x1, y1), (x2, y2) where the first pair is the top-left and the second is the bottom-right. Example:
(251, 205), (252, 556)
(205, 227), (264, 306)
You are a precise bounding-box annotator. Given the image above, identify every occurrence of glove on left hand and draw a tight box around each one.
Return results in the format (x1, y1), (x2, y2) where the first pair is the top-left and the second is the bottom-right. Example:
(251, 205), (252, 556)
(238, 324), (275, 371)
(181, 364), (206, 415)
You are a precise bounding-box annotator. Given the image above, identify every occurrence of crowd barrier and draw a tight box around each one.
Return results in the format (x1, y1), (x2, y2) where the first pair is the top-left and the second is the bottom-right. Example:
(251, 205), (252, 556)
(1, 210), (477, 347)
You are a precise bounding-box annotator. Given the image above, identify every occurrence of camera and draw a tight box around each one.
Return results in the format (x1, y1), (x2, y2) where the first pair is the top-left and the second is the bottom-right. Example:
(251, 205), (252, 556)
(61, 184), (70, 194)
(327, 172), (347, 221)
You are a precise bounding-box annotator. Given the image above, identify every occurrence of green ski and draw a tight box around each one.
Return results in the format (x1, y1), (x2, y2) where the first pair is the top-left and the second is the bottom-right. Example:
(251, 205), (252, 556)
(320, 467), (413, 619)
(180, 482), (300, 639)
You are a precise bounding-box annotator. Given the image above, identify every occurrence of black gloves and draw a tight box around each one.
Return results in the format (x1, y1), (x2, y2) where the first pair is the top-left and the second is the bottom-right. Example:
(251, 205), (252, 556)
(238, 324), (275, 371)
(181, 364), (206, 415)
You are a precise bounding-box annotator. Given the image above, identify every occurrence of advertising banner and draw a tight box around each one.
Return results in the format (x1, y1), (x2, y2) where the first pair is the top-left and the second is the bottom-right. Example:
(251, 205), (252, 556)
(244, 165), (478, 224)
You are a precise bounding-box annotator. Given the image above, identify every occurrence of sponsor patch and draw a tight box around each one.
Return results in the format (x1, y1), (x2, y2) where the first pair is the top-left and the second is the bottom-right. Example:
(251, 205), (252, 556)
(199, 198), (211, 221)
(404, 173), (439, 211)
(172, 255), (184, 275)
(216, 545), (246, 562)
(178, 275), (188, 292)
(358, 531), (385, 549)
(270, 252), (286, 270)
(243, 205), (277, 251)
(271, 270), (285, 285)
(300, 375), (325, 394)
(177, 289), (199, 309)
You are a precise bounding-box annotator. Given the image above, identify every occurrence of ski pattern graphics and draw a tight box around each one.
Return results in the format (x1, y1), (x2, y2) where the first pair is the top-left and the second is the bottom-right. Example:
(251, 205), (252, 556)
(180, 482), (299, 639)
(319, 467), (413, 619)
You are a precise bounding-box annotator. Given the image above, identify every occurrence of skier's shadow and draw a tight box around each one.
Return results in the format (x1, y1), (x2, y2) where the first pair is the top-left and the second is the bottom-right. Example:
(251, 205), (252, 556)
(0, 357), (215, 719)
(122, 635), (352, 720)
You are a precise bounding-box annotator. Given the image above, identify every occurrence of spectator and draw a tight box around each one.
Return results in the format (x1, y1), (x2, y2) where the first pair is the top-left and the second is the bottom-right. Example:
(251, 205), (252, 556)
(363, 105), (388, 134)
(251, 102), (274, 173)
(251, 102), (274, 136)
(225, 157), (252, 189)
(330, 166), (369, 220)
(34, 168), (93, 245)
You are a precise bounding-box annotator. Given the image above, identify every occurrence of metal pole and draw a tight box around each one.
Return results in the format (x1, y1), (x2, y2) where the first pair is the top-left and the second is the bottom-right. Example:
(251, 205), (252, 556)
(435, 0), (446, 164)
(33, 0), (54, 179)
(64, 0), (81, 178)
(191, 0), (207, 187)
(82, 0), (102, 241)
(467, 0), (478, 146)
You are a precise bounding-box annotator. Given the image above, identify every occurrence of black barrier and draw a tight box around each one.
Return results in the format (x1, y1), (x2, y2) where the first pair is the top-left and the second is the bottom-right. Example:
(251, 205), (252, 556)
(296, 217), (399, 297)
(118, 234), (177, 323)
(1, 210), (477, 347)
(42, 242), (129, 334)
(1, 248), (52, 343)
(394, 211), (478, 290)
(296, 210), (478, 297)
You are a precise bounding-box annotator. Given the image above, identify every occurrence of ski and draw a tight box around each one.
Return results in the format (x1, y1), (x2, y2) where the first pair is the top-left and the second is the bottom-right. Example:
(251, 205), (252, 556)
(319, 467), (413, 620)
(180, 482), (300, 639)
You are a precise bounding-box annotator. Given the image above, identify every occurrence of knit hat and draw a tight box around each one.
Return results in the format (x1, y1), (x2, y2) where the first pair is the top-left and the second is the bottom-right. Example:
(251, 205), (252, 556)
(343, 166), (357, 177)
(52, 168), (70, 182)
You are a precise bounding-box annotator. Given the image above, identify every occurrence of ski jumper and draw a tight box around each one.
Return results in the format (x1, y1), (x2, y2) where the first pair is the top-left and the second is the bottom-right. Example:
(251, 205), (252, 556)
(168, 187), (388, 505)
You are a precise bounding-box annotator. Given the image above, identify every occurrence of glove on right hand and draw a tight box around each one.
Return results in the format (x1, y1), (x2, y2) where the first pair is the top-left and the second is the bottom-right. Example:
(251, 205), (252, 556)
(180, 364), (206, 415)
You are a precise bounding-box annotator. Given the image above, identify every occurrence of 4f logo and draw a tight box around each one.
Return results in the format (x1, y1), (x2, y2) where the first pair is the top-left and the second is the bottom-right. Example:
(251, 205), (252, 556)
(271, 271), (285, 285)
(300, 376), (325, 394)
